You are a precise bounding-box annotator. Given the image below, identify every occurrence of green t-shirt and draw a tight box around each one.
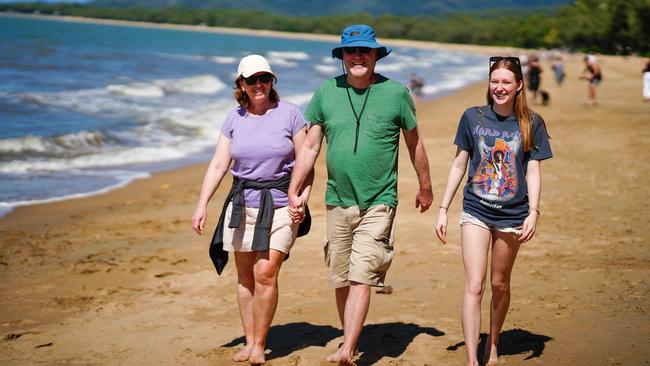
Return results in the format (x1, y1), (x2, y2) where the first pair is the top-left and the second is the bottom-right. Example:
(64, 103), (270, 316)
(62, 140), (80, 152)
(305, 74), (417, 210)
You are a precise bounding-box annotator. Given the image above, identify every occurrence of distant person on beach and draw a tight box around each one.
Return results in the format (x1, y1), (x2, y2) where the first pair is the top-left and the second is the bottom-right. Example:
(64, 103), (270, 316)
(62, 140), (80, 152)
(642, 60), (650, 102)
(580, 54), (602, 106)
(408, 73), (425, 97)
(435, 56), (552, 366)
(191, 54), (312, 365)
(551, 55), (565, 86)
(526, 54), (543, 104)
(287, 24), (433, 366)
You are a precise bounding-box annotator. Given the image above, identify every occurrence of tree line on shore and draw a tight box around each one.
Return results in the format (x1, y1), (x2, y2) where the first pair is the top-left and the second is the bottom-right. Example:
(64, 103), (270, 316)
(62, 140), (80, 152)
(2, 0), (648, 56)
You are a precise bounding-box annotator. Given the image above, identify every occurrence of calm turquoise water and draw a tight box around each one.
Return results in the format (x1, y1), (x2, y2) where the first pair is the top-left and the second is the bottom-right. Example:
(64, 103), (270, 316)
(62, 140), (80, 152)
(0, 14), (486, 215)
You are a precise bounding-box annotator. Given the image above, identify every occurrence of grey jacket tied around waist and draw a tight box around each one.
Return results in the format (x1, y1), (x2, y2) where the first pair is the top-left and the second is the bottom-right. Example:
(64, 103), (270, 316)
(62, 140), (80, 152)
(209, 173), (310, 275)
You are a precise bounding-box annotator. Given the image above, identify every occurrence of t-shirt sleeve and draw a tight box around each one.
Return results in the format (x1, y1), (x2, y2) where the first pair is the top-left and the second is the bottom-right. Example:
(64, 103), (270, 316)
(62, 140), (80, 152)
(530, 115), (553, 160)
(290, 105), (308, 136)
(220, 109), (236, 140)
(399, 87), (417, 131)
(453, 110), (473, 152)
(304, 86), (324, 126)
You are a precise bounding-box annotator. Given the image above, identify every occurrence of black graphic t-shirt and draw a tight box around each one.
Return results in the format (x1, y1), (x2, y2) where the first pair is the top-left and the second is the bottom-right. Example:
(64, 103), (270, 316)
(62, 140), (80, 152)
(454, 105), (553, 227)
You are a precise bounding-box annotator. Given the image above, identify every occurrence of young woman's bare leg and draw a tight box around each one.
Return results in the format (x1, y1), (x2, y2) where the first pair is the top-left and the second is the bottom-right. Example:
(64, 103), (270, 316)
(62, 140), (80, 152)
(460, 224), (492, 366)
(483, 231), (520, 365)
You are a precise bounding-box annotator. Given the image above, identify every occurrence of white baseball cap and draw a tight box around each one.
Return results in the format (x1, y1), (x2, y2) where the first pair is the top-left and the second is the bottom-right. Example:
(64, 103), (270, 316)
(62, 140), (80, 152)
(237, 54), (274, 78)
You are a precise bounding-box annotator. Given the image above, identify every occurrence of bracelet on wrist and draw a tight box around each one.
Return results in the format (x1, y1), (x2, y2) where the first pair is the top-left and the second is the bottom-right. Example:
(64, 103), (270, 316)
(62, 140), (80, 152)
(529, 208), (540, 216)
(439, 205), (449, 211)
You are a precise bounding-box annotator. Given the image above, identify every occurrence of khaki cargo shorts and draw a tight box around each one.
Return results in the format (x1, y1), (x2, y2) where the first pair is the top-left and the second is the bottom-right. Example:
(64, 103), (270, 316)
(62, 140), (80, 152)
(325, 204), (396, 288)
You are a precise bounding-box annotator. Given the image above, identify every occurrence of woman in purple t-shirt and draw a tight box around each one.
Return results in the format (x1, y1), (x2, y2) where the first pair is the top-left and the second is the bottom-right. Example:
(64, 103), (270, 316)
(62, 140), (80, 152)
(192, 55), (312, 365)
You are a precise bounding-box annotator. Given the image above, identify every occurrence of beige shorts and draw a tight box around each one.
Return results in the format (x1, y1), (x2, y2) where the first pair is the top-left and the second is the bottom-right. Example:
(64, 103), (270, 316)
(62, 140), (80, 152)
(459, 211), (523, 235)
(325, 204), (396, 288)
(222, 203), (298, 254)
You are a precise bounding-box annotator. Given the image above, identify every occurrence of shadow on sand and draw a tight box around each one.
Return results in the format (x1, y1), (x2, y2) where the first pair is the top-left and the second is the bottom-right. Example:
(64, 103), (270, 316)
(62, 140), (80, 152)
(355, 322), (445, 365)
(447, 328), (553, 363)
(222, 321), (444, 364)
(222, 321), (341, 359)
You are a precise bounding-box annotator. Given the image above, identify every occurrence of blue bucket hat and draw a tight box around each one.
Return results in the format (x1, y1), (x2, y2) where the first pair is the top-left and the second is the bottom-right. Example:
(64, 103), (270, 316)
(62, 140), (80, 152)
(331, 24), (392, 61)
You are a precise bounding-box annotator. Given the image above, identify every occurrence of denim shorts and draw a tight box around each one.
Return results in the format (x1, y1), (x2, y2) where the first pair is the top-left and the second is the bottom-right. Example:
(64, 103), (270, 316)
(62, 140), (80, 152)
(460, 211), (523, 235)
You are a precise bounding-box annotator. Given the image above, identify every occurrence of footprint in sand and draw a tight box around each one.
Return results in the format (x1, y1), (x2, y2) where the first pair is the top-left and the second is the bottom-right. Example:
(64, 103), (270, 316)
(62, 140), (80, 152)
(154, 271), (181, 278)
(3, 331), (41, 341)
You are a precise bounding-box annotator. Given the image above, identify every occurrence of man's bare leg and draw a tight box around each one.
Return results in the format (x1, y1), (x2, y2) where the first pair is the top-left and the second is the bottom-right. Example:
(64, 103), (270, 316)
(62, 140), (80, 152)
(337, 282), (370, 366)
(326, 286), (350, 362)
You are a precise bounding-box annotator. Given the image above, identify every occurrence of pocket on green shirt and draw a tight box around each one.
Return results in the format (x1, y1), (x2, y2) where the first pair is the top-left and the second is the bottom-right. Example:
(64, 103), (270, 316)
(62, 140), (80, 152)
(364, 115), (393, 139)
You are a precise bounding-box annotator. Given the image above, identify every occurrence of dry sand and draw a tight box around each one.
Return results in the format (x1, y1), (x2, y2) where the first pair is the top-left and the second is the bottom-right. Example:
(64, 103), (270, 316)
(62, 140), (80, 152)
(1, 17), (649, 365)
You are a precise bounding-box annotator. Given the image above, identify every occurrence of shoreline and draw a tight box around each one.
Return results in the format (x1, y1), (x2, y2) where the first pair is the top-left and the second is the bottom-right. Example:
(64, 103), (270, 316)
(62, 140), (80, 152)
(0, 12), (495, 218)
(1, 13), (649, 365)
(1, 12), (522, 55)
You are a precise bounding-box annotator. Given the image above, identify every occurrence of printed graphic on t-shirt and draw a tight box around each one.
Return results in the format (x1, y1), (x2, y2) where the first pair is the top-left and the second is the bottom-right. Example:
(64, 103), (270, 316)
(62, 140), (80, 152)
(471, 135), (520, 202)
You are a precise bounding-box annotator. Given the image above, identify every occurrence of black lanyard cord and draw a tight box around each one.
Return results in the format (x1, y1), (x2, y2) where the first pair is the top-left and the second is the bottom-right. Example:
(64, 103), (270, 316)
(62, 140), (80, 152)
(345, 84), (371, 155)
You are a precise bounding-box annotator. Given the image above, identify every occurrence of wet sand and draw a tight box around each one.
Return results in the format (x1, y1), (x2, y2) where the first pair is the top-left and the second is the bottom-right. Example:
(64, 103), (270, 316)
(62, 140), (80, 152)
(1, 16), (649, 365)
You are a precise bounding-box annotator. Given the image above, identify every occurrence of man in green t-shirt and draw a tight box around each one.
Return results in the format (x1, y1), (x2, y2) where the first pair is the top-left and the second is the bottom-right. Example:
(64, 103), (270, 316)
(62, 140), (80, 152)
(288, 24), (433, 365)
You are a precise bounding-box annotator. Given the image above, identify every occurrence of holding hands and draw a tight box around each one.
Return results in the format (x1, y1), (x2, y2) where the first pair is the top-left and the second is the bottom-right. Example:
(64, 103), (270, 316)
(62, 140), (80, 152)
(288, 193), (306, 224)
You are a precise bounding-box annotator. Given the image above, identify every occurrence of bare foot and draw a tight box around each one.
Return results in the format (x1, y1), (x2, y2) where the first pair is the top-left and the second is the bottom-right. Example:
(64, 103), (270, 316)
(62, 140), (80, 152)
(337, 347), (358, 366)
(338, 353), (356, 366)
(483, 343), (499, 365)
(326, 348), (341, 363)
(326, 345), (359, 363)
(248, 345), (266, 365)
(232, 345), (252, 362)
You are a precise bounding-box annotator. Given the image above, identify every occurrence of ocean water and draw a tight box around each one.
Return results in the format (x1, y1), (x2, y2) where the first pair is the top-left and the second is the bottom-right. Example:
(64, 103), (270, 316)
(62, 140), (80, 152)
(0, 14), (486, 216)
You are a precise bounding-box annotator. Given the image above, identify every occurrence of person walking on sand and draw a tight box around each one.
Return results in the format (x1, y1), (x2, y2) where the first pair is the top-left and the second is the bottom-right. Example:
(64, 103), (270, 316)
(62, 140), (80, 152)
(551, 55), (565, 86)
(526, 54), (542, 104)
(435, 56), (552, 366)
(580, 54), (602, 106)
(287, 24), (433, 366)
(408, 73), (425, 97)
(642, 59), (650, 102)
(191, 54), (312, 365)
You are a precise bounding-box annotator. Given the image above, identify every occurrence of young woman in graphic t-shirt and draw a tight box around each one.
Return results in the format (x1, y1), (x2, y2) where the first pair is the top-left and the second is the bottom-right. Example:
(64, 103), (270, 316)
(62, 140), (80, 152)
(192, 55), (312, 365)
(435, 57), (552, 366)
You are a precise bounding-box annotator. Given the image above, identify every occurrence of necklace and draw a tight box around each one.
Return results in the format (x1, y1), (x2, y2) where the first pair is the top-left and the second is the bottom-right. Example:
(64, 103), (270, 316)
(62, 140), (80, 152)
(345, 83), (371, 154)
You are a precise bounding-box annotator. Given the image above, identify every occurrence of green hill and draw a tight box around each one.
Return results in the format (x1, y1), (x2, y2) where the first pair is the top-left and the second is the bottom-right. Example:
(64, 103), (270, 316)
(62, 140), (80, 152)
(2, 0), (649, 55)
(89, 0), (573, 16)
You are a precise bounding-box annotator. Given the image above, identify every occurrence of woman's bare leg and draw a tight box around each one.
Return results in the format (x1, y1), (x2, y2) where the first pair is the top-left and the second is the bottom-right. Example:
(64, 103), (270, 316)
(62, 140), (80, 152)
(483, 231), (521, 365)
(233, 252), (257, 362)
(460, 224), (492, 366)
(248, 249), (286, 365)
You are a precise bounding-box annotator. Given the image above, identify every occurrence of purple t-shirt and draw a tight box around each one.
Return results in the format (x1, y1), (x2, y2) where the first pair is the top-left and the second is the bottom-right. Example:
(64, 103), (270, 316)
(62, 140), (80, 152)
(221, 100), (307, 208)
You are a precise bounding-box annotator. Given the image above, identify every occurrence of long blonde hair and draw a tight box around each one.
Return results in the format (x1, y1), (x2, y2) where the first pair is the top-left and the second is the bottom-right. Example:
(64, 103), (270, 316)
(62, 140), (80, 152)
(485, 58), (535, 152)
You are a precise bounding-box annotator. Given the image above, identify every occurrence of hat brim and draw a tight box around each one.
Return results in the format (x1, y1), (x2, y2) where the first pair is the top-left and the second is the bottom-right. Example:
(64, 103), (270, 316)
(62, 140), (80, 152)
(239, 70), (275, 78)
(332, 42), (392, 60)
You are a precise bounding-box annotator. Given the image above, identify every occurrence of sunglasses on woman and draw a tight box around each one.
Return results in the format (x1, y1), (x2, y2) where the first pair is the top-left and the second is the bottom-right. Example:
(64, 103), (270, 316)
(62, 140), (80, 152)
(244, 74), (274, 85)
(343, 47), (372, 55)
(489, 56), (522, 72)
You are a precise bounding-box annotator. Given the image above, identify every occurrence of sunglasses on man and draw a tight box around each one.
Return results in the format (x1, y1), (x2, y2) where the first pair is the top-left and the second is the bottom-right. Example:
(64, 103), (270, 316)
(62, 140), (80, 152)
(489, 56), (522, 72)
(343, 47), (373, 55)
(244, 74), (274, 85)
